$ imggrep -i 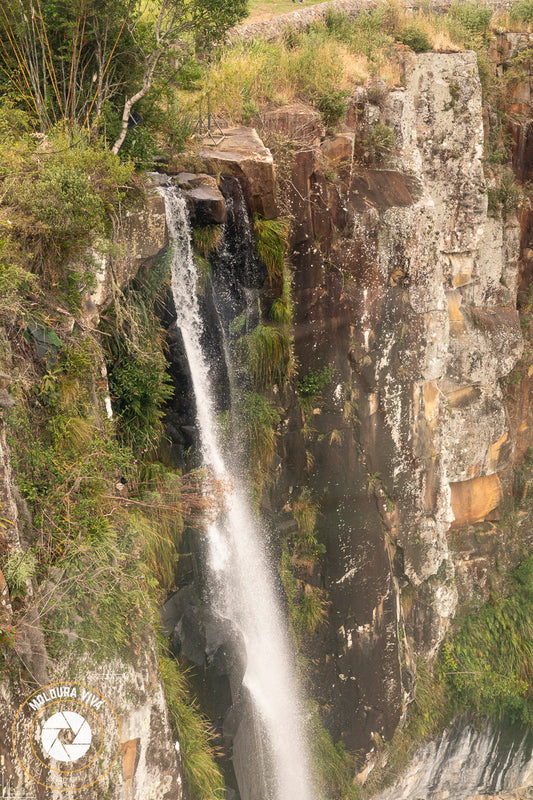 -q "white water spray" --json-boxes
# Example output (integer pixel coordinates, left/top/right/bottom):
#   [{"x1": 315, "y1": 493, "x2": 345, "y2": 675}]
[{"x1": 160, "y1": 186, "x2": 314, "y2": 800}]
